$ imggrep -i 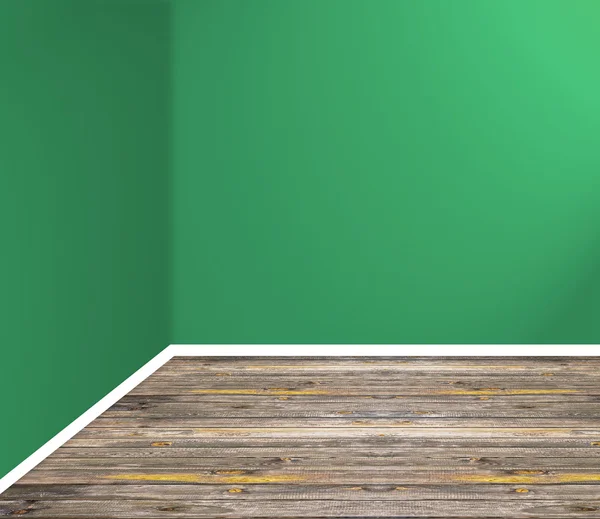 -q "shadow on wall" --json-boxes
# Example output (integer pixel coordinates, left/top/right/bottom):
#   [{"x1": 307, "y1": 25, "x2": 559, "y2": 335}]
[{"x1": 0, "y1": 0, "x2": 170, "y2": 479}]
